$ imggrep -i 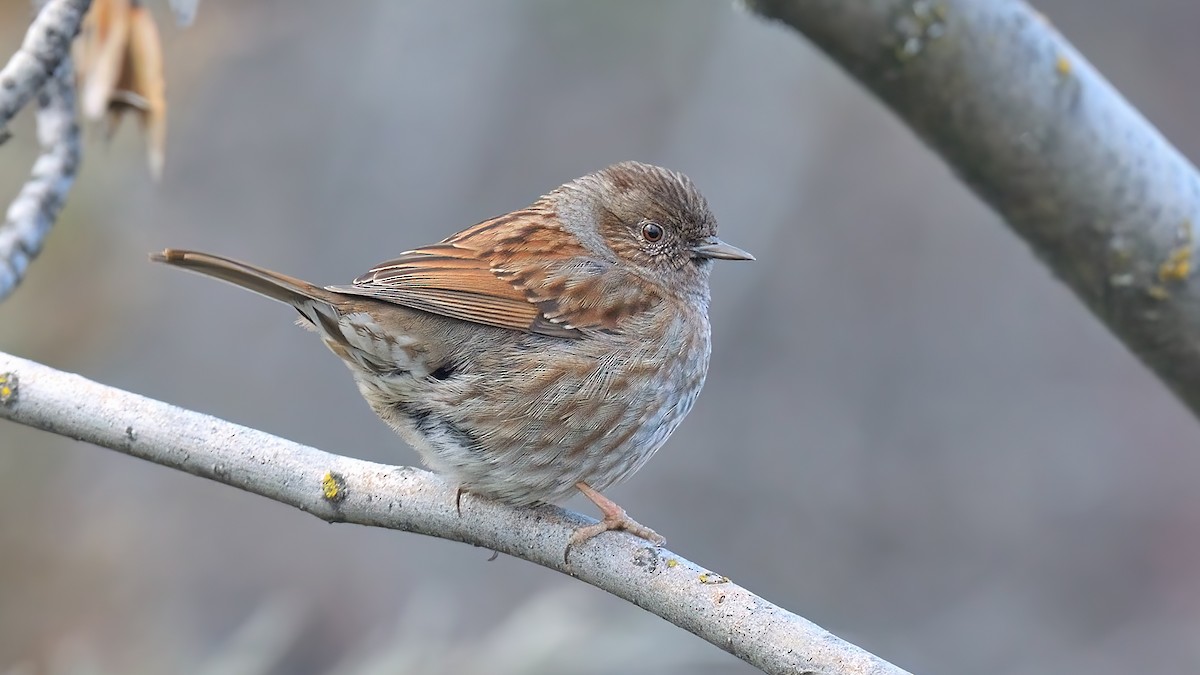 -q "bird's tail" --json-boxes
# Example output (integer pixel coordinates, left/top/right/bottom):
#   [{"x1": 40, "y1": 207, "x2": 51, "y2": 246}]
[{"x1": 150, "y1": 249, "x2": 347, "y2": 335}]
